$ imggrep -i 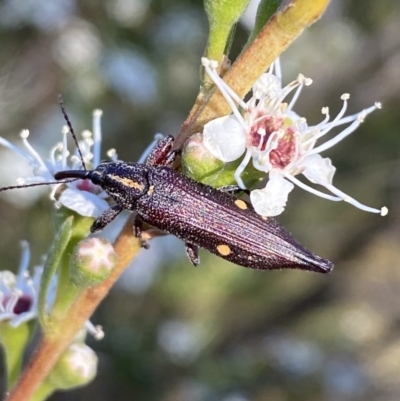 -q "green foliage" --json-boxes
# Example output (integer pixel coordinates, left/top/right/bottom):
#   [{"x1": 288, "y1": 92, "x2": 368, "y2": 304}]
[
  {"x1": 204, "y1": 0, "x2": 252, "y2": 62},
  {"x1": 248, "y1": 0, "x2": 283, "y2": 44},
  {"x1": 0, "y1": 323, "x2": 31, "y2": 389}
]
